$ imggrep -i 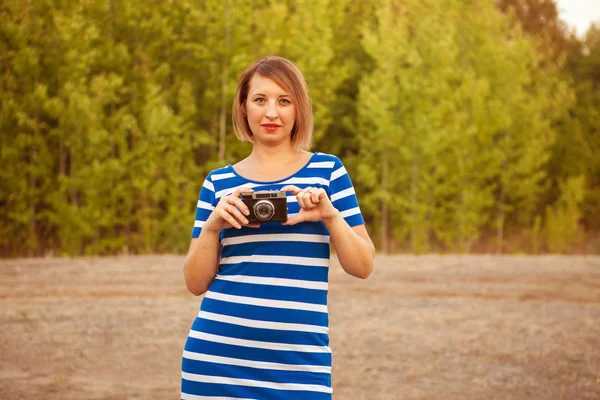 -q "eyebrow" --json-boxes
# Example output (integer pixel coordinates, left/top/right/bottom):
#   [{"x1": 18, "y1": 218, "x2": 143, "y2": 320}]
[{"x1": 251, "y1": 93, "x2": 292, "y2": 98}]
